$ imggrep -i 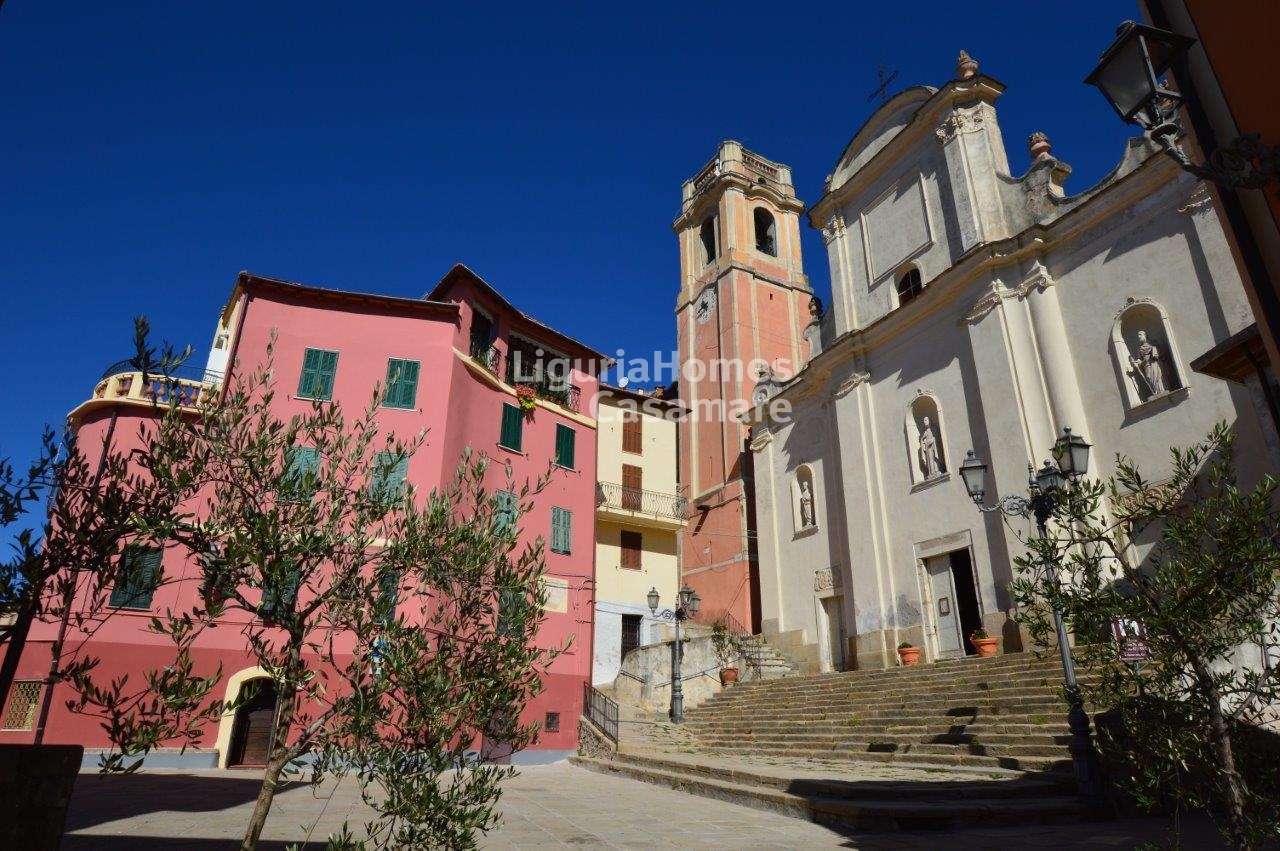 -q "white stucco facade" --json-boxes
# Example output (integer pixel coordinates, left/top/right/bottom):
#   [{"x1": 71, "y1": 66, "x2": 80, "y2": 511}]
[{"x1": 749, "y1": 69, "x2": 1269, "y2": 674}]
